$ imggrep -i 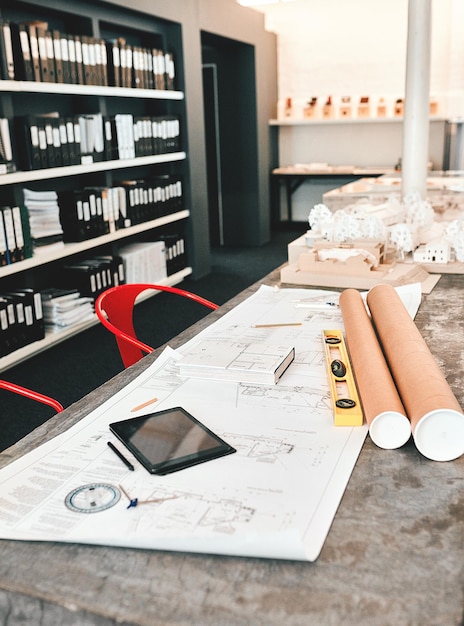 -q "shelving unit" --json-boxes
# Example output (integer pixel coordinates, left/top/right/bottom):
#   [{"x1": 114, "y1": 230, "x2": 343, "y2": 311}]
[
  {"x1": 0, "y1": 152, "x2": 186, "y2": 186},
  {"x1": 0, "y1": 210, "x2": 190, "y2": 278},
  {"x1": 0, "y1": 267, "x2": 191, "y2": 374},
  {"x1": 0, "y1": 0, "x2": 191, "y2": 370},
  {"x1": 270, "y1": 116, "x2": 446, "y2": 126},
  {"x1": 0, "y1": 79, "x2": 184, "y2": 100},
  {"x1": 270, "y1": 114, "x2": 448, "y2": 221}
]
